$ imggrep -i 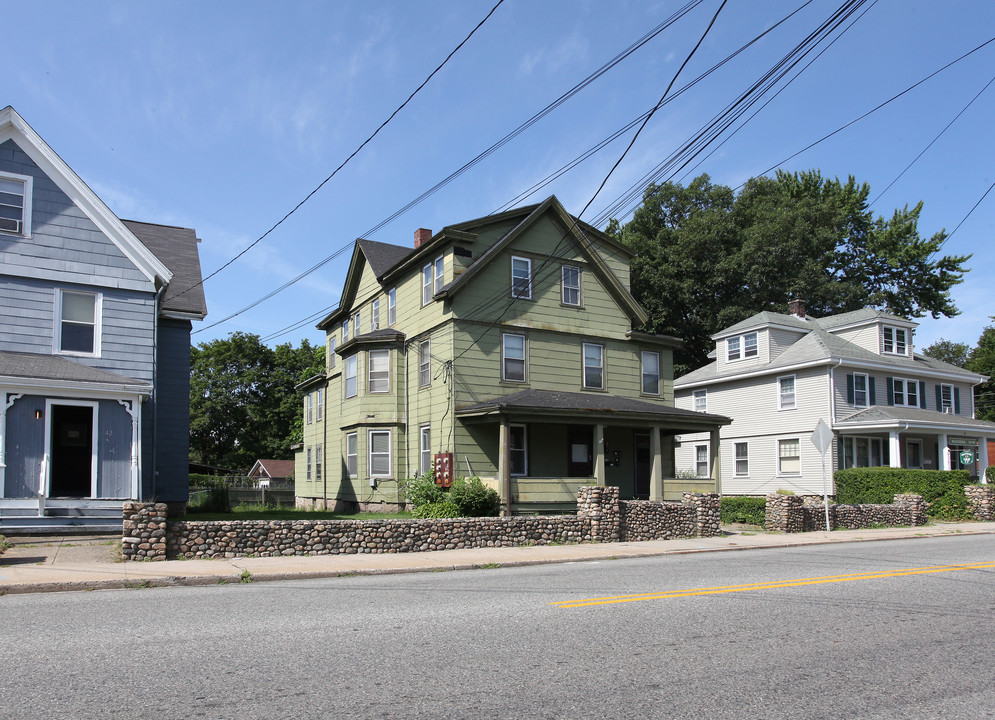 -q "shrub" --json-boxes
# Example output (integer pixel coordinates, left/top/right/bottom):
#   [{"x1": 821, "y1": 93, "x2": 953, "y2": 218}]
[
  {"x1": 449, "y1": 477, "x2": 500, "y2": 517},
  {"x1": 720, "y1": 496, "x2": 766, "y2": 526},
  {"x1": 401, "y1": 472, "x2": 446, "y2": 508},
  {"x1": 412, "y1": 502, "x2": 462, "y2": 519},
  {"x1": 834, "y1": 467, "x2": 973, "y2": 519},
  {"x1": 987, "y1": 465, "x2": 995, "y2": 484}
]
